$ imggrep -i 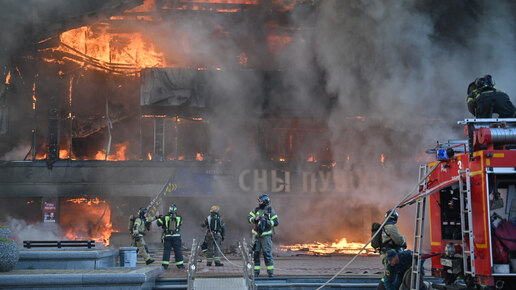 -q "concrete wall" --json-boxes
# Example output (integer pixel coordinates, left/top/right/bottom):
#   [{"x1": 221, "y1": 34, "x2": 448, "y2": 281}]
[{"x1": 15, "y1": 249, "x2": 118, "y2": 270}]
